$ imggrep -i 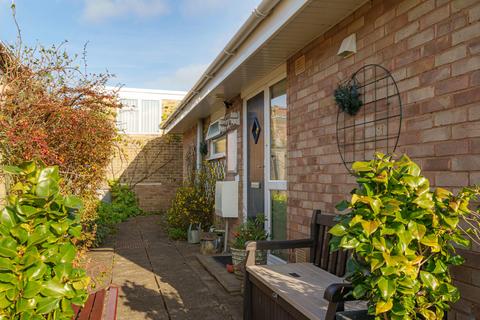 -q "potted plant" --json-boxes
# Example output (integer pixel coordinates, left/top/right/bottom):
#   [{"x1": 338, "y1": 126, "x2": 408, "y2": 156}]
[
  {"x1": 330, "y1": 153, "x2": 480, "y2": 319},
  {"x1": 231, "y1": 215, "x2": 268, "y2": 275}
]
